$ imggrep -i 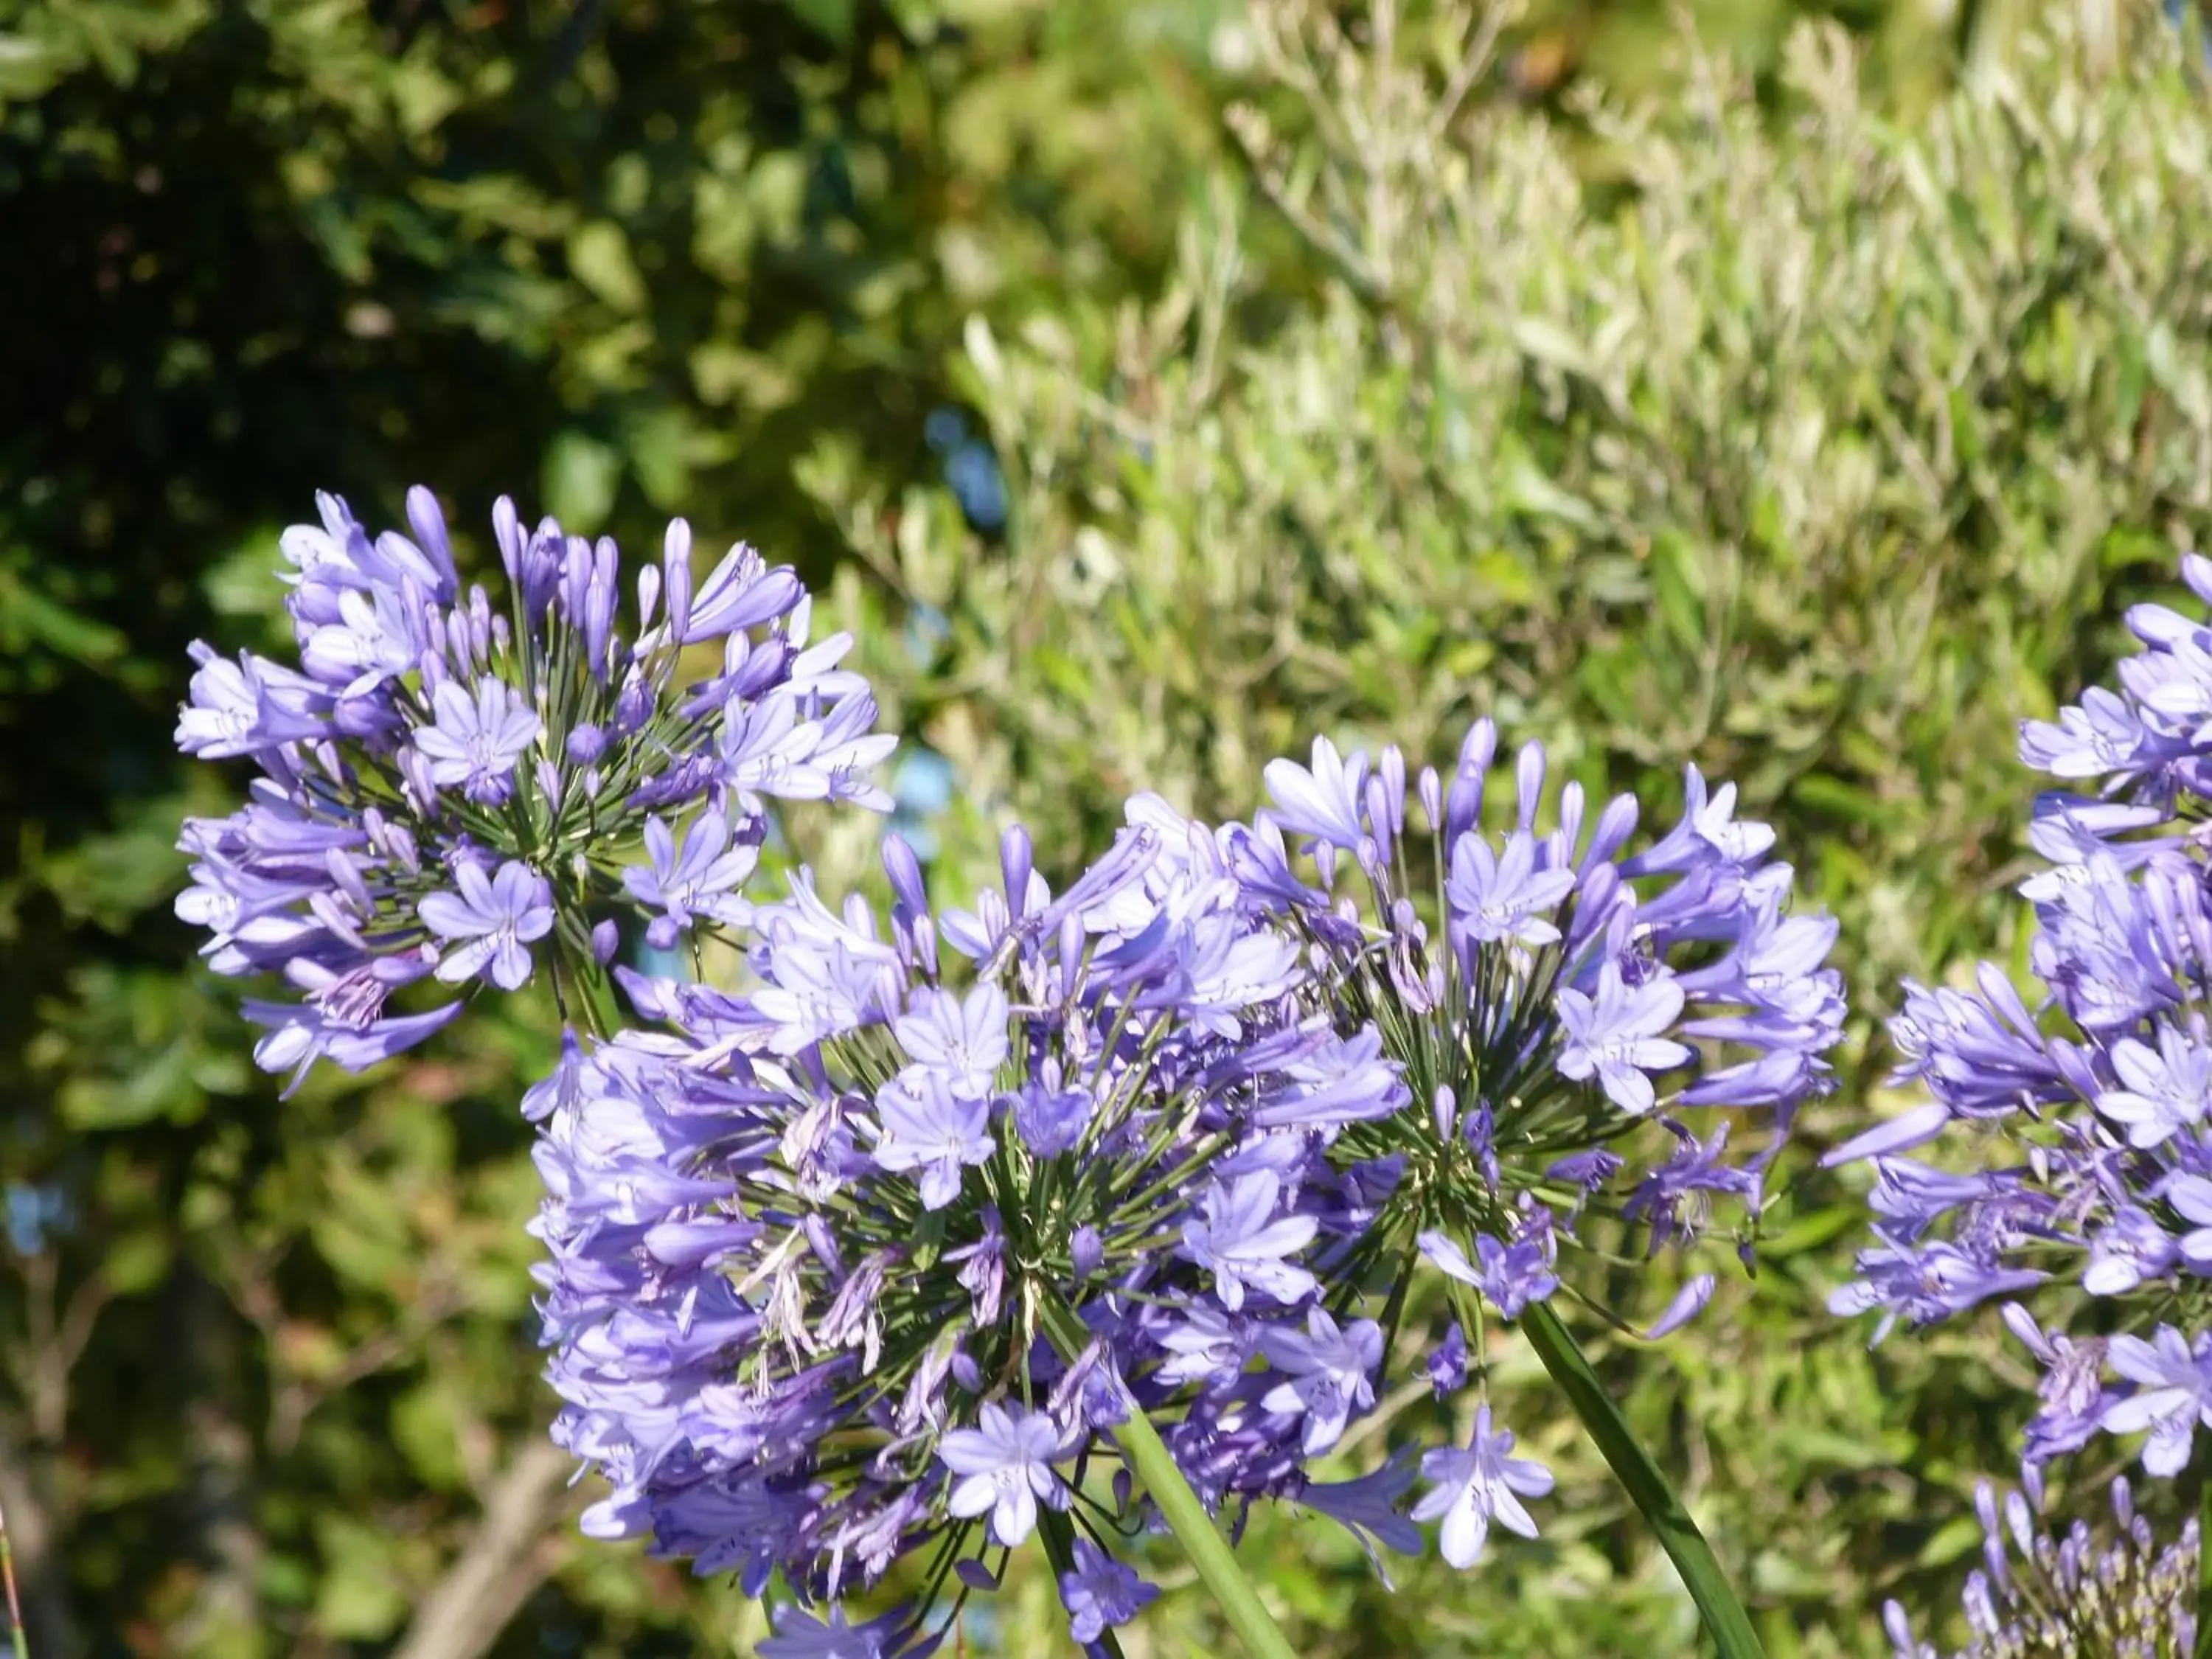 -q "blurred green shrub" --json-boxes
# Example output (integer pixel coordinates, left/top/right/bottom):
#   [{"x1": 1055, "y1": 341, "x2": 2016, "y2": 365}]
[{"x1": 804, "y1": 4, "x2": 2212, "y2": 1650}]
